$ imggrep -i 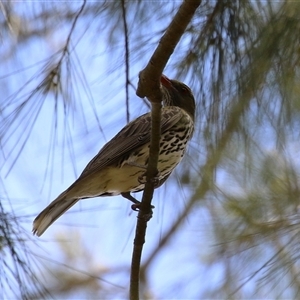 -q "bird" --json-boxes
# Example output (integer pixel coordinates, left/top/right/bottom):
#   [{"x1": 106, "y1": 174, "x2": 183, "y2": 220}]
[{"x1": 33, "y1": 74, "x2": 196, "y2": 236}]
